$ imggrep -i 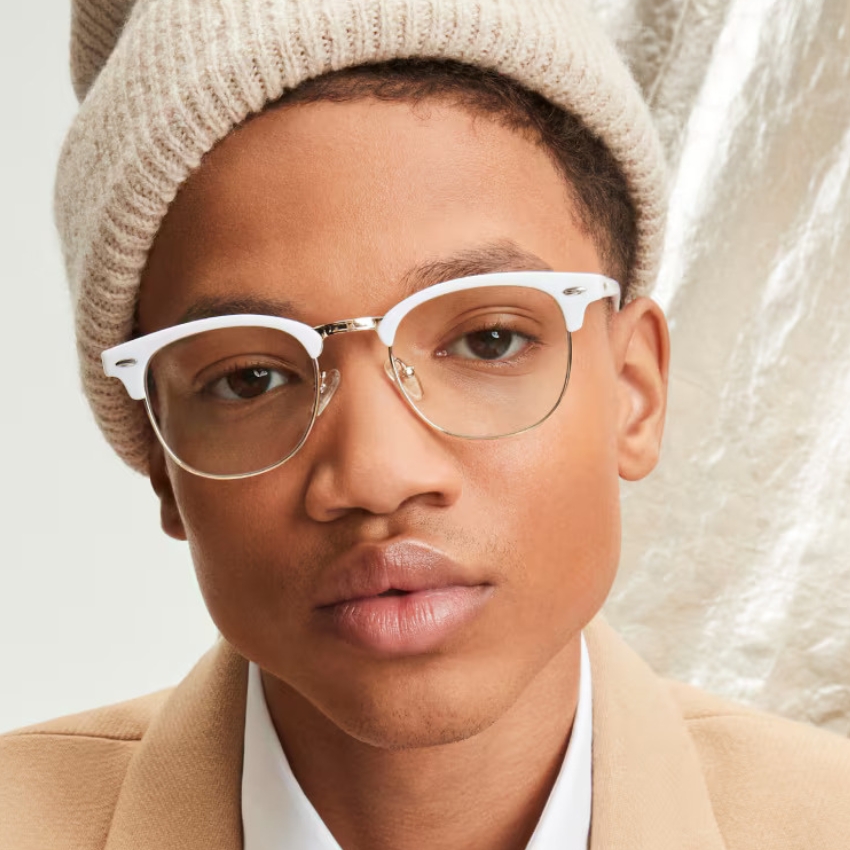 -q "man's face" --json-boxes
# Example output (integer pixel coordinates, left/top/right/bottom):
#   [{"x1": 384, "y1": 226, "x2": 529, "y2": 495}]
[{"x1": 138, "y1": 98, "x2": 667, "y2": 748}]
